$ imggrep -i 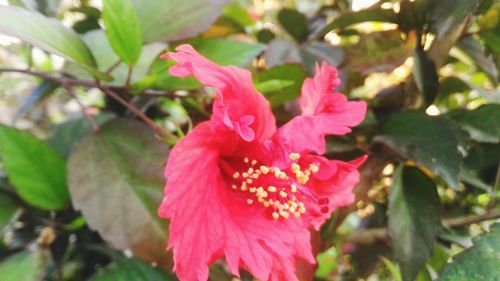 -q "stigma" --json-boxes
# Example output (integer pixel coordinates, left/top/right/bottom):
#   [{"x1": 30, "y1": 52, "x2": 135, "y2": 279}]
[{"x1": 230, "y1": 152, "x2": 319, "y2": 220}]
